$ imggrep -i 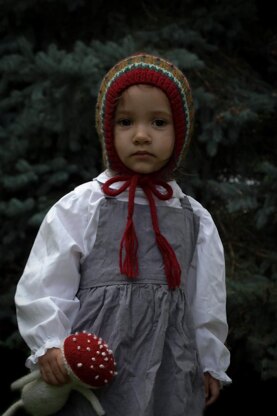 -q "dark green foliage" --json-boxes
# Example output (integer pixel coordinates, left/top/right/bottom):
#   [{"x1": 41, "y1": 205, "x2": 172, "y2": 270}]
[{"x1": 0, "y1": 0, "x2": 276, "y2": 411}]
